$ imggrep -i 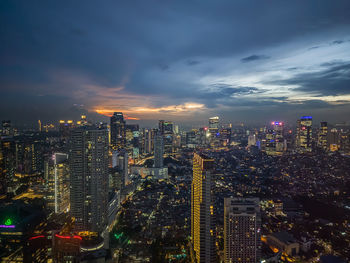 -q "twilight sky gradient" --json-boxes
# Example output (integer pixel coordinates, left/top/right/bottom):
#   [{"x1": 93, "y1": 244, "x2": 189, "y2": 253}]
[{"x1": 1, "y1": 1, "x2": 350, "y2": 127}]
